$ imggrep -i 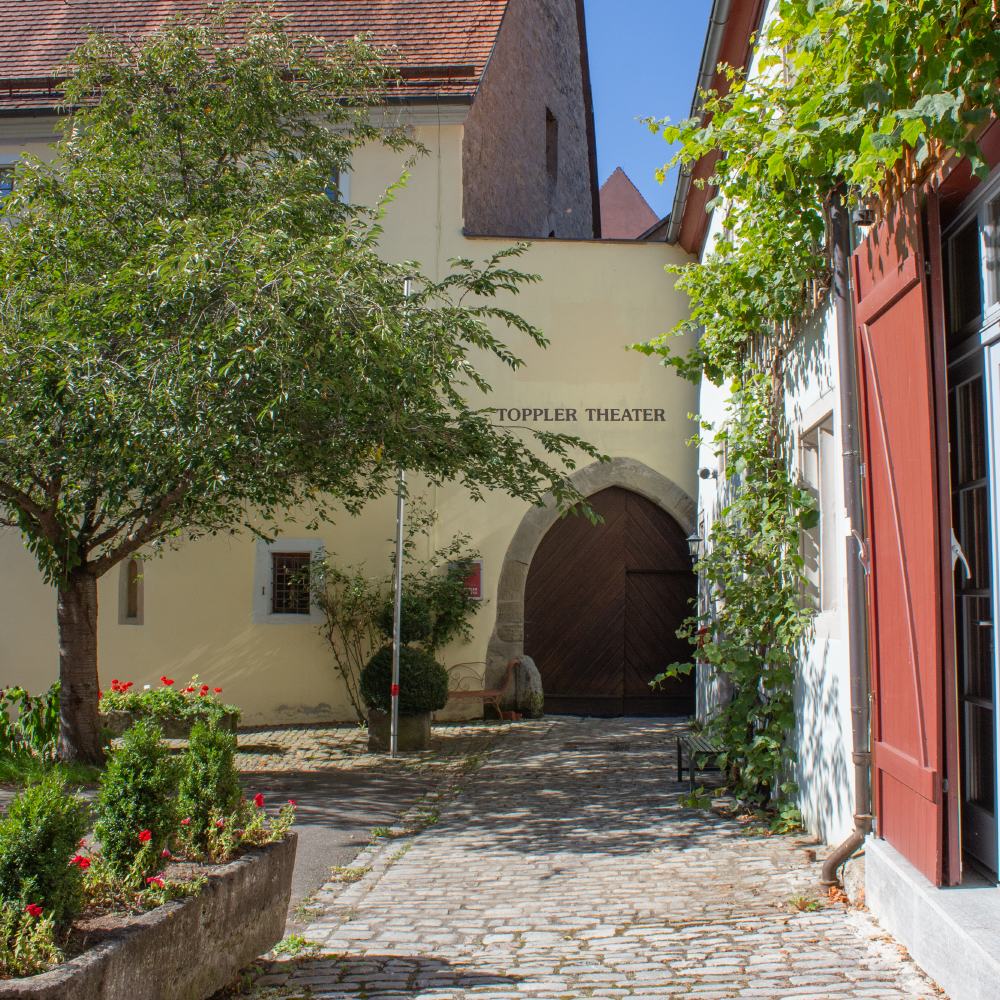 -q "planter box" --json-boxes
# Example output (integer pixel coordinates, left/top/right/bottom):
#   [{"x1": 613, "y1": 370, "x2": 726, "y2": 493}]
[
  {"x1": 100, "y1": 710, "x2": 239, "y2": 739},
  {"x1": 0, "y1": 835, "x2": 296, "y2": 1000},
  {"x1": 367, "y1": 708, "x2": 431, "y2": 751}
]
